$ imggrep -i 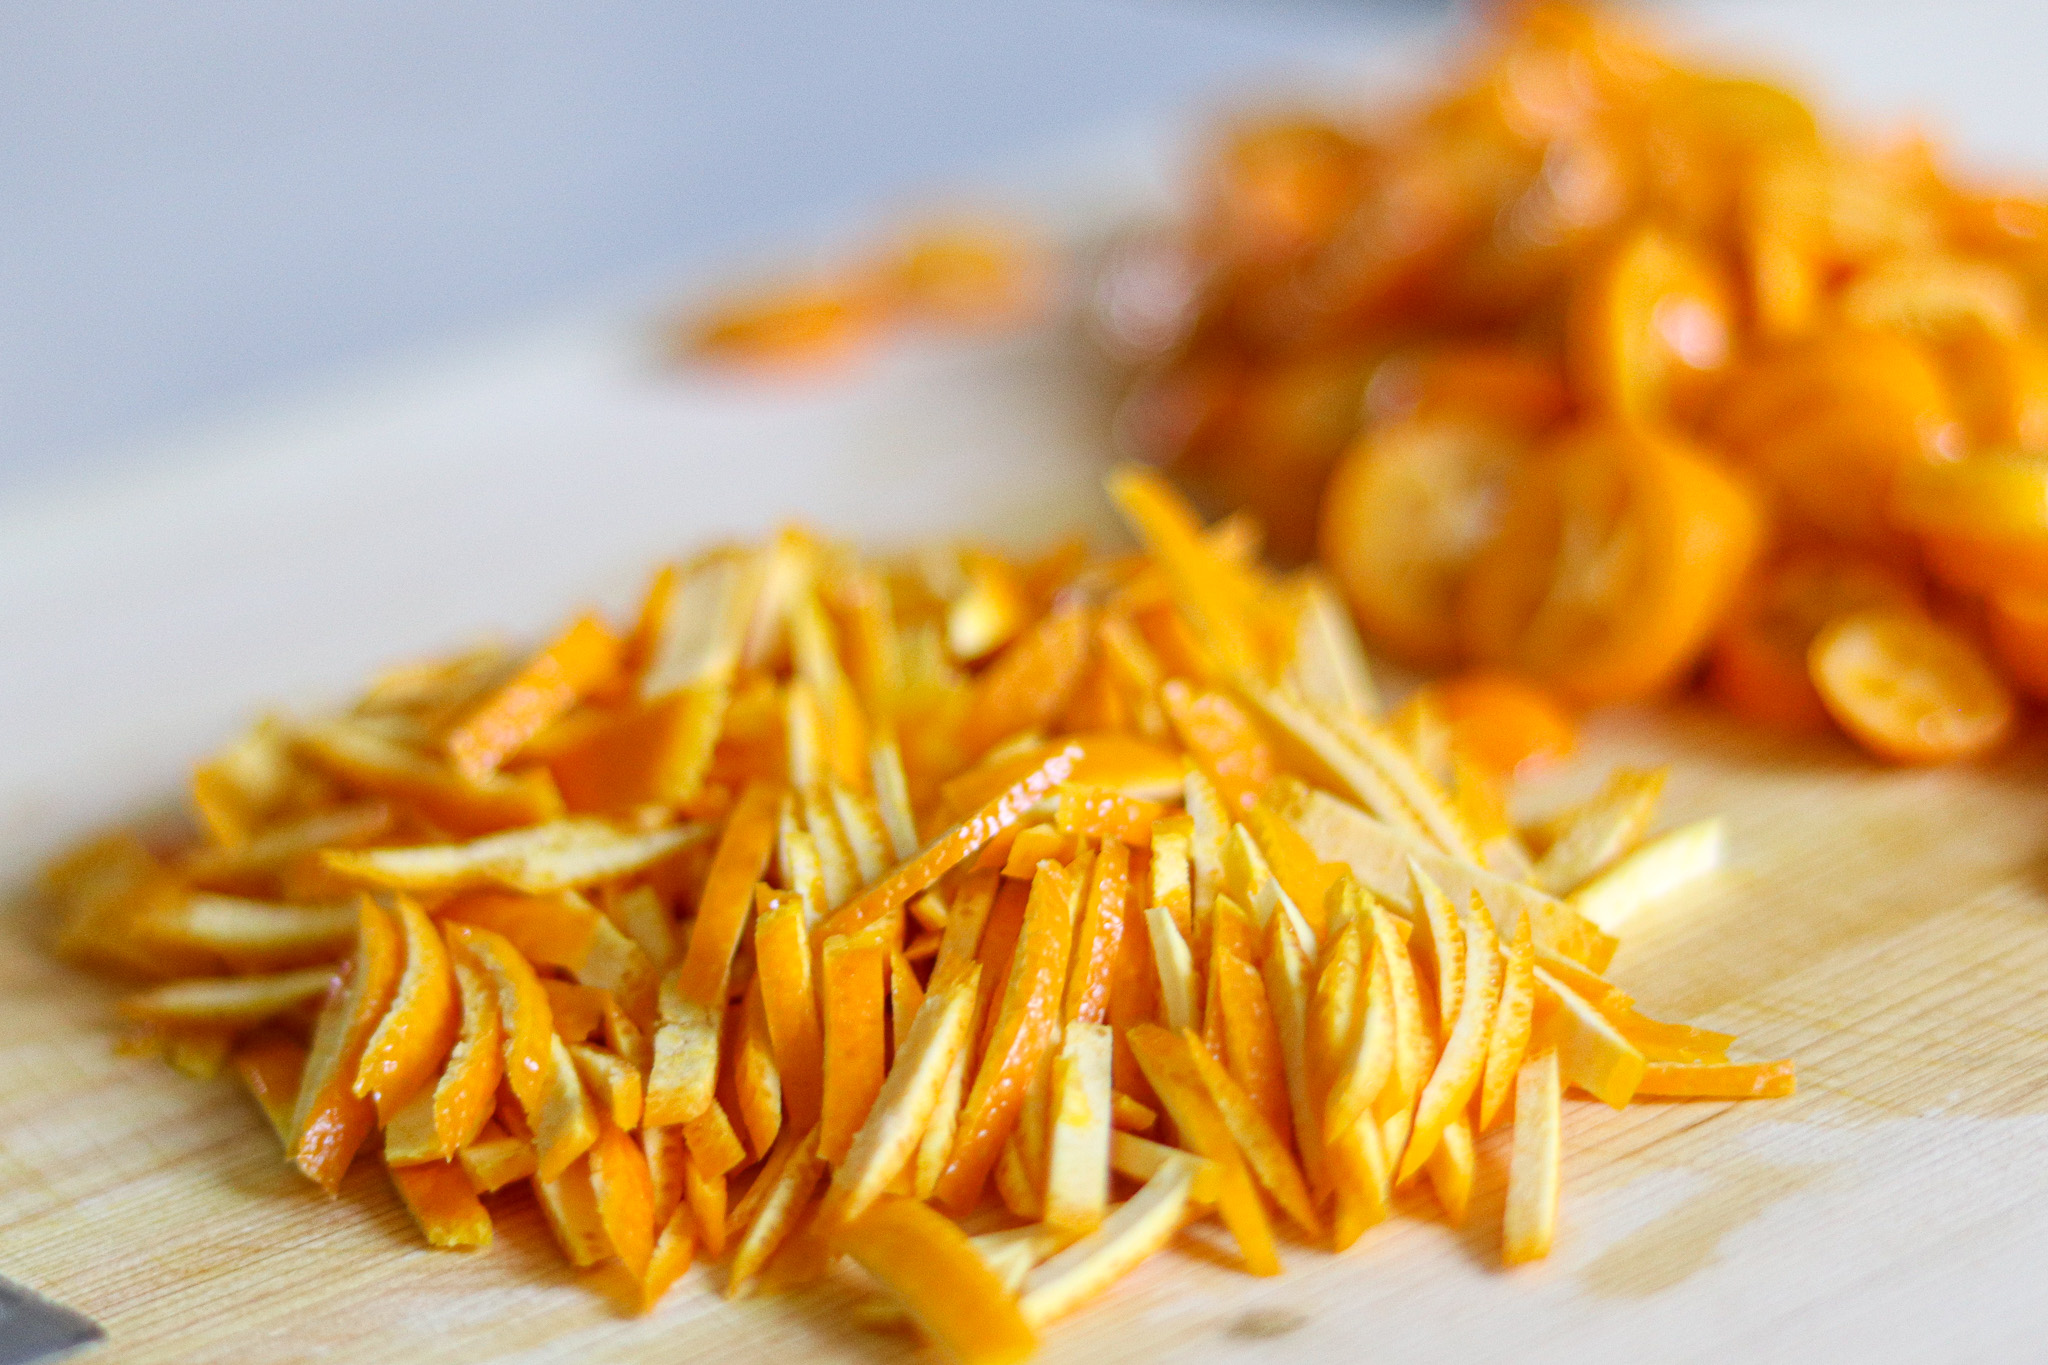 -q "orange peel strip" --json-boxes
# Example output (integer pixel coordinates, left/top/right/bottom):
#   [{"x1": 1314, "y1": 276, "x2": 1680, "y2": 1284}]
[
  {"x1": 839, "y1": 1197, "x2": 1038, "y2": 1365},
  {"x1": 1125, "y1": 1023, "x2": 1281, "y2": 1276},
  {"x1": 288, "y1": 898, "x2": 402, "y2": 1192},
  {"x1": 445, "y1": 613, "x2": 621, "y2": 783},
  {"x1": 1637, "y1": 1059, "x2": 1796, "y2": 1099},
  {"x1": 825, "y1": 742, "x2": 1084, "y2": 939},
  {"x1": 388, "y1": 1158, "x2": 493, "y2": 1250}
]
